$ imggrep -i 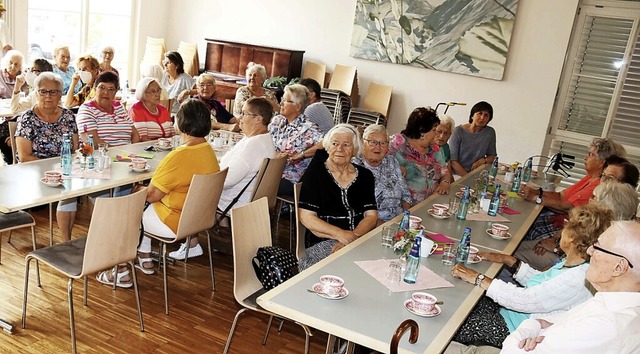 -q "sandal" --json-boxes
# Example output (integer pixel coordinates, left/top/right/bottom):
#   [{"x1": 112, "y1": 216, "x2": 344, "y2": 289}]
[
  {"x1": 135, "y1": 256, "x2": 155, "y2": 275},
  {"x1": 96, "y1": 268, "x2": 133, "y2": 288}
]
